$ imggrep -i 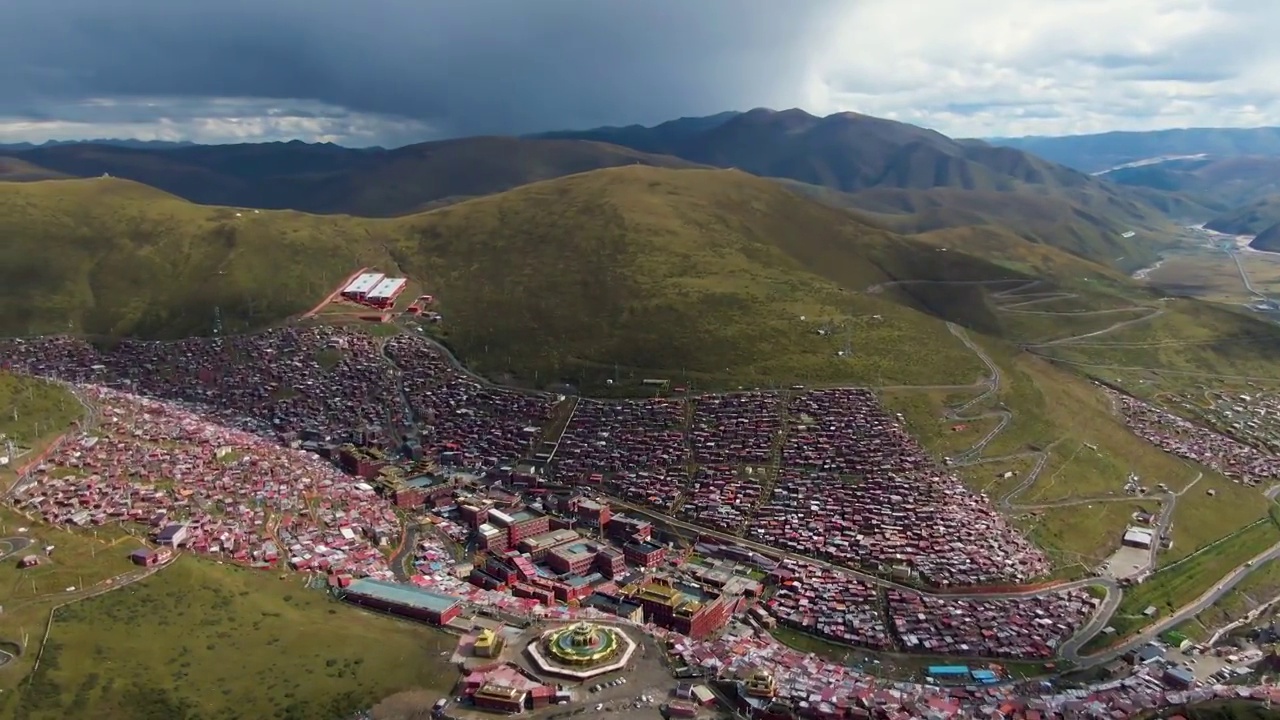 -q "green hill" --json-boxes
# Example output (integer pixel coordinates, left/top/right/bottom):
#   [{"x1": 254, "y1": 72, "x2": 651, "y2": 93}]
[
  {"x1": 3, "y1": 109, "x2": 1194, "y2": 275},
  {"x1": 0, "y1": 177, "x2": 399, "y2": 338},
  {"x1": 0, "y1": 138, "x2": 701, "y2": 217},
  {"x1": 378, "y1": 166, "x2": 1035, "y2": 386},
  {"x1": 1207, "y1": 195, "x2": 1280, "y2": 235},
  {"x1": 0, "y1": 157, "x2": 68, "y2": 181},
  {"x1": 780, "y1": 180, "x2": 1173, "y2": 273},
  {"x1": 0, "y1": 168, "x2": 1046, "y2": 388},
  {"x1": 541, "y1": 108, "x2": 1187, "y2": 271}
]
